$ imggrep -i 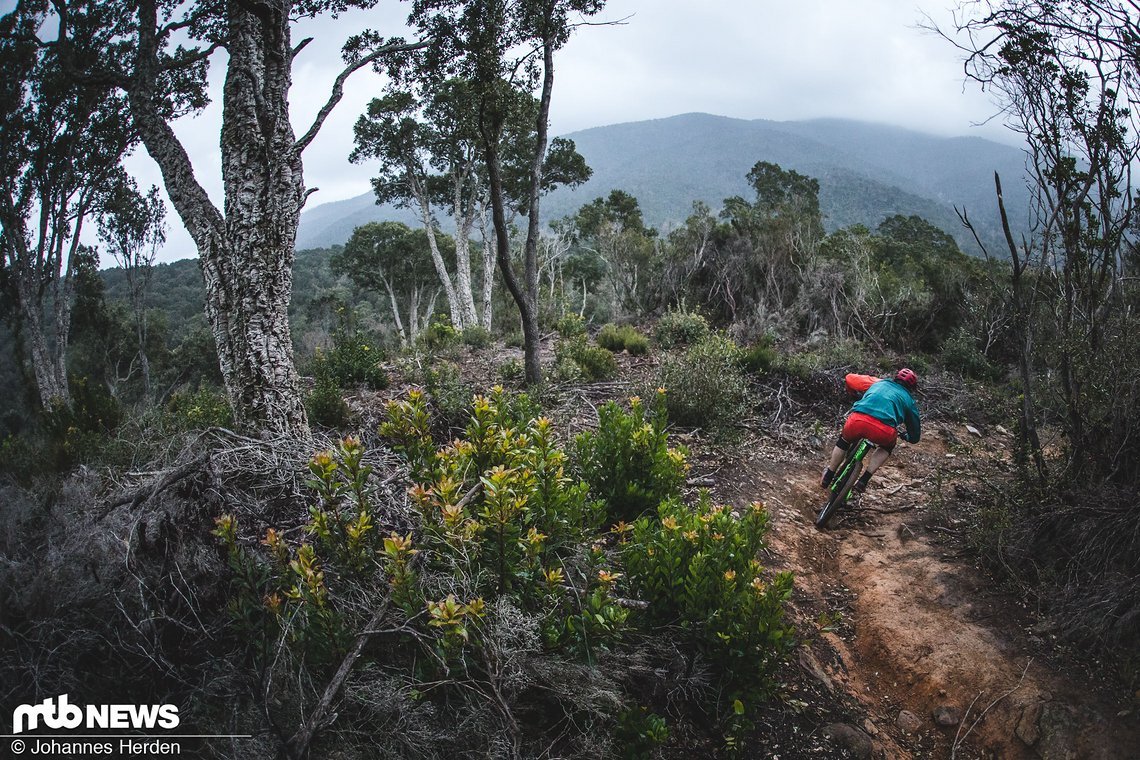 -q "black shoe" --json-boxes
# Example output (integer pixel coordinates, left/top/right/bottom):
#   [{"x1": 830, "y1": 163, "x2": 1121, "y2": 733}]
[
  {"x1": 853, "y1": 473, "x2": 871, "y2": 494},
  {"x1": 820, "y1": 468, "x2": 835, "y2": 489}
]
